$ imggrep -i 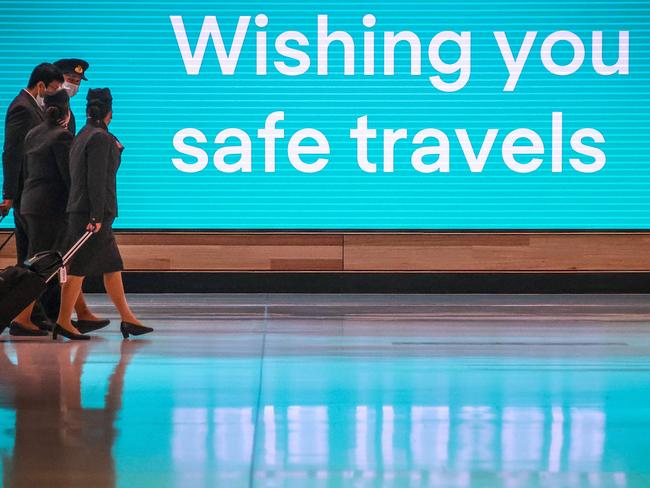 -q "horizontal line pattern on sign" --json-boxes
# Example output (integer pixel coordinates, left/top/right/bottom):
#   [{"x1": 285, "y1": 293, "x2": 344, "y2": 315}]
[{"x1": 0, "y1": 0, "x2": 648, "y2": 230}]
